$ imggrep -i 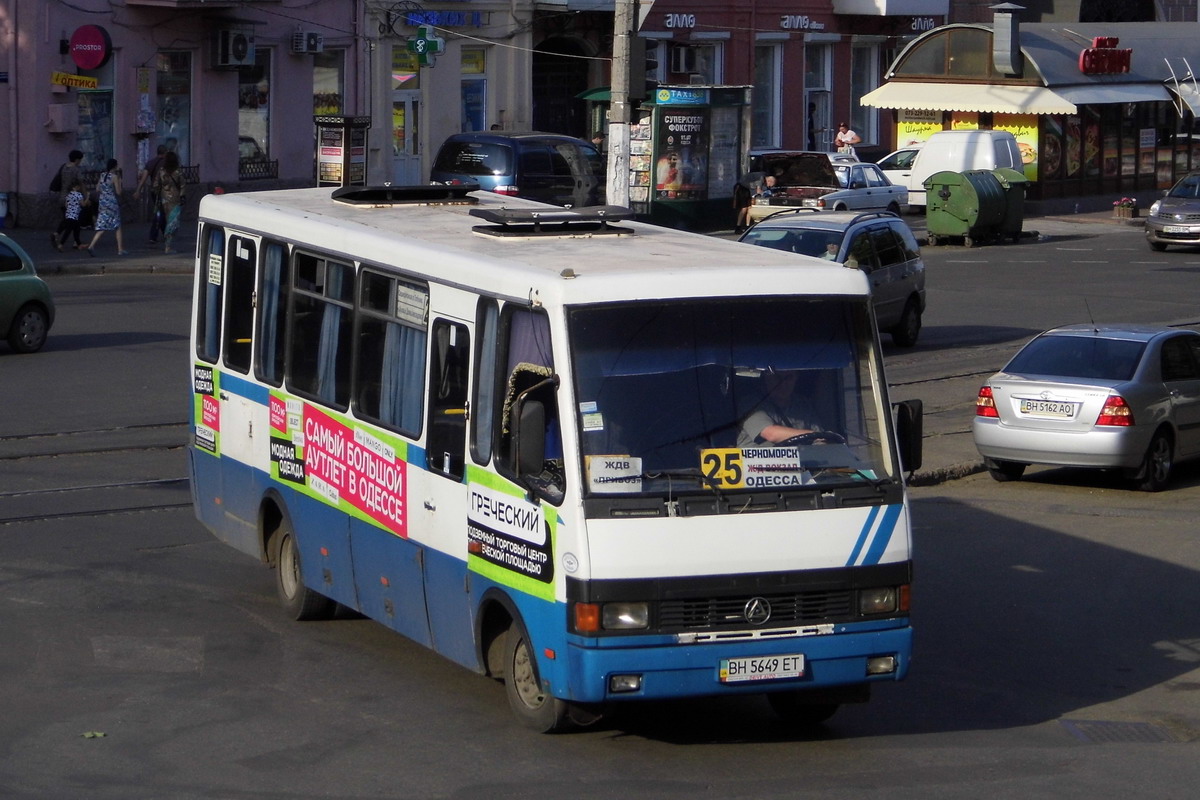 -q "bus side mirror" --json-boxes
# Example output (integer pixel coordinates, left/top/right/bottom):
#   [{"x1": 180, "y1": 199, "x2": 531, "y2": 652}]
[
  {"x1": 514, "y1": 399, "x2": 546, "y2": 477},
  {"x1": 893, "y1": 398, "x2": 923, "y2": 474}
]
